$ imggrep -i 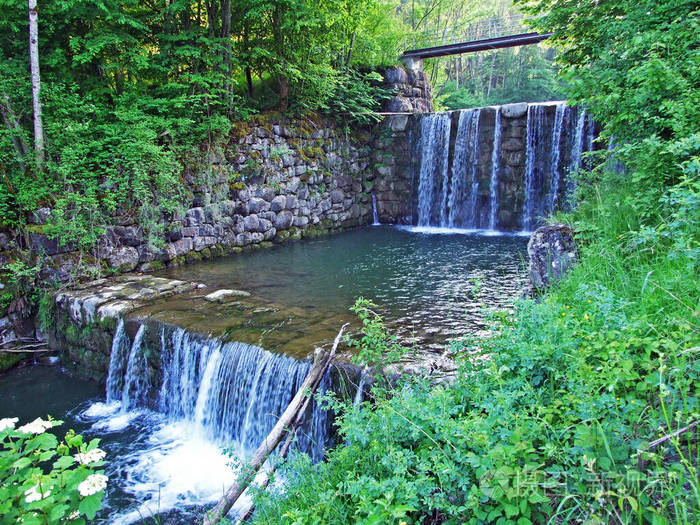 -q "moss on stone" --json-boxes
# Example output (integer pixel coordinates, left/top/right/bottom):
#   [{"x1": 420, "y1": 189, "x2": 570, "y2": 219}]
[
  {"x1": 0, "y1": 352, "x2": 23, "y2": 373},
  {"x1": 275, "y1": 230, "x2": 291, "y2": 243},
  {"x1": 185, "y1": 251, "x2": 203, "y2": 264}
]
